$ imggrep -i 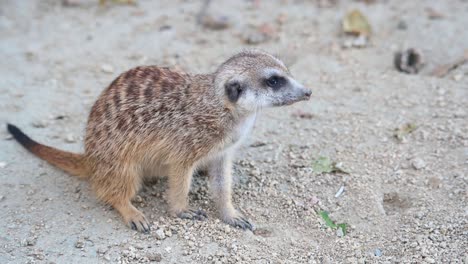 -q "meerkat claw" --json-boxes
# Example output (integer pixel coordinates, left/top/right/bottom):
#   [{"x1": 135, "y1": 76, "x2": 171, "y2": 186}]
[
  {"x1": 195, "y1": 209, "x2": 208, "y2": 218},
  {"x1": 129, "y1": 219, "x2": 151, "y2": 233},
  {"x1": 177, "y1": 209, "x2": 207, "y2": 221},
  {"x1": 225, "y1": 216, "x2": 254, "y2": 231}
]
